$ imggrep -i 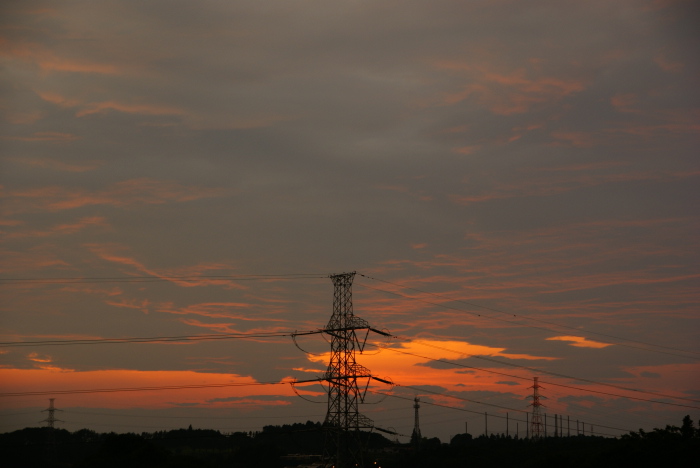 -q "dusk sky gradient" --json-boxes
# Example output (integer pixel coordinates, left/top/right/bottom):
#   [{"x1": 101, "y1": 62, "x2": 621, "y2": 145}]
[{"x1": 1, "y1": 0, "x2": 699, "y2": 442}]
